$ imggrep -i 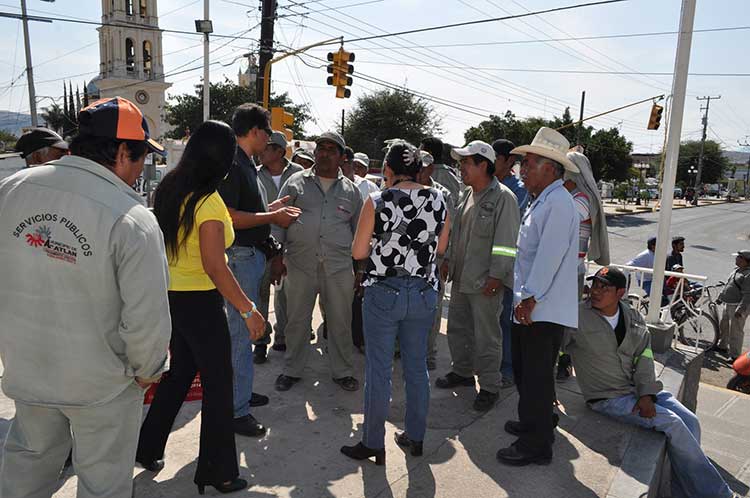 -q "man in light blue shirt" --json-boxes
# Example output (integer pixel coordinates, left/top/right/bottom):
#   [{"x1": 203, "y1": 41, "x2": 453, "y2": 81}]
[
  {"x1": 626, "y1": 236, "x2": 657, "y2": 294},
  {"x1": 496, "y1": 127, "x2": 580, "y2": 467}
]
